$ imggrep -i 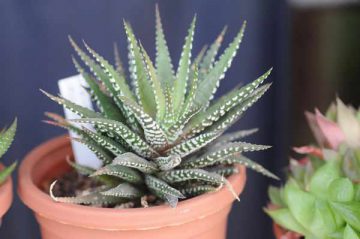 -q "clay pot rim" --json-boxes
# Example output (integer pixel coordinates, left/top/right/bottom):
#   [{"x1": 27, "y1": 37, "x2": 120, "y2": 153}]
[
  {"x1": 18, "y1": 135, "x2": 246, "y2": 230},
  {"x1": 0, "y1": 163, "x2": 13, "y2": 217}
]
